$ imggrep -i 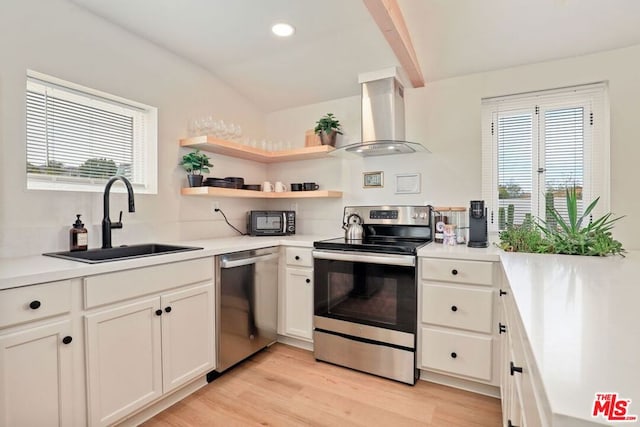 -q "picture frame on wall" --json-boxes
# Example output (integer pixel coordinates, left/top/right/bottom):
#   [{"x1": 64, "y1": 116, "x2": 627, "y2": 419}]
[{"x1": 363, "y1": 171, "x2": 384, "y2": 188}]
